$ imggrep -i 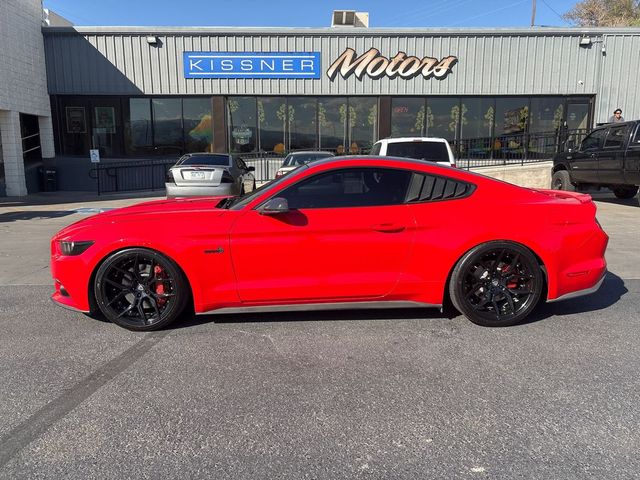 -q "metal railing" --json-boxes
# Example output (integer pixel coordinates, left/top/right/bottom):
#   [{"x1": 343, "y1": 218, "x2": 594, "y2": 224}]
[
  {"x1": 90, "y1": 158, "x2": 177, "y2": 195},
  {"x1": 87, "y1": 128, "x2": 591, "y2": 194}
]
